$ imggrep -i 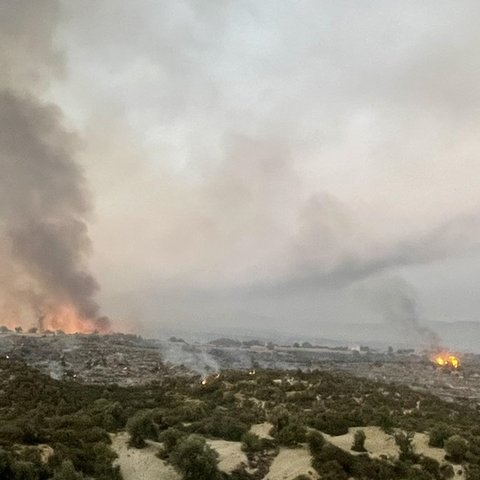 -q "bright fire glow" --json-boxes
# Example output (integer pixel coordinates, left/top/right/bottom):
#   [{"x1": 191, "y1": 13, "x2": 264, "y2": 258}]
[
  {"x1": 40, "y1": 305, "x2": 109, "y2": 334},
  {"x1": 433, "y1": 353, "x2": 460, "y2": 369},
  {"x1": 200, "y1": 373, "x2": 220, "y2": 385}
]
